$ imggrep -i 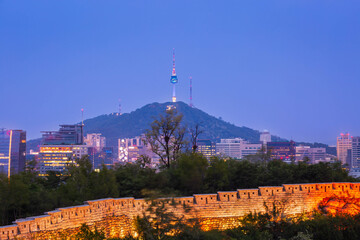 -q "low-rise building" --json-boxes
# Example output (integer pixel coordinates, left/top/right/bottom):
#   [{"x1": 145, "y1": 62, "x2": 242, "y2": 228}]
[
  {"x1": 267, "y1": 141, "x2": 296, "y2": 162},
  {"x1": 216, "y1": 138, "x2": 261, "y2": 159},
  {"x1": 295, "y1": 146, "x2": 326, "y2": 164}
]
